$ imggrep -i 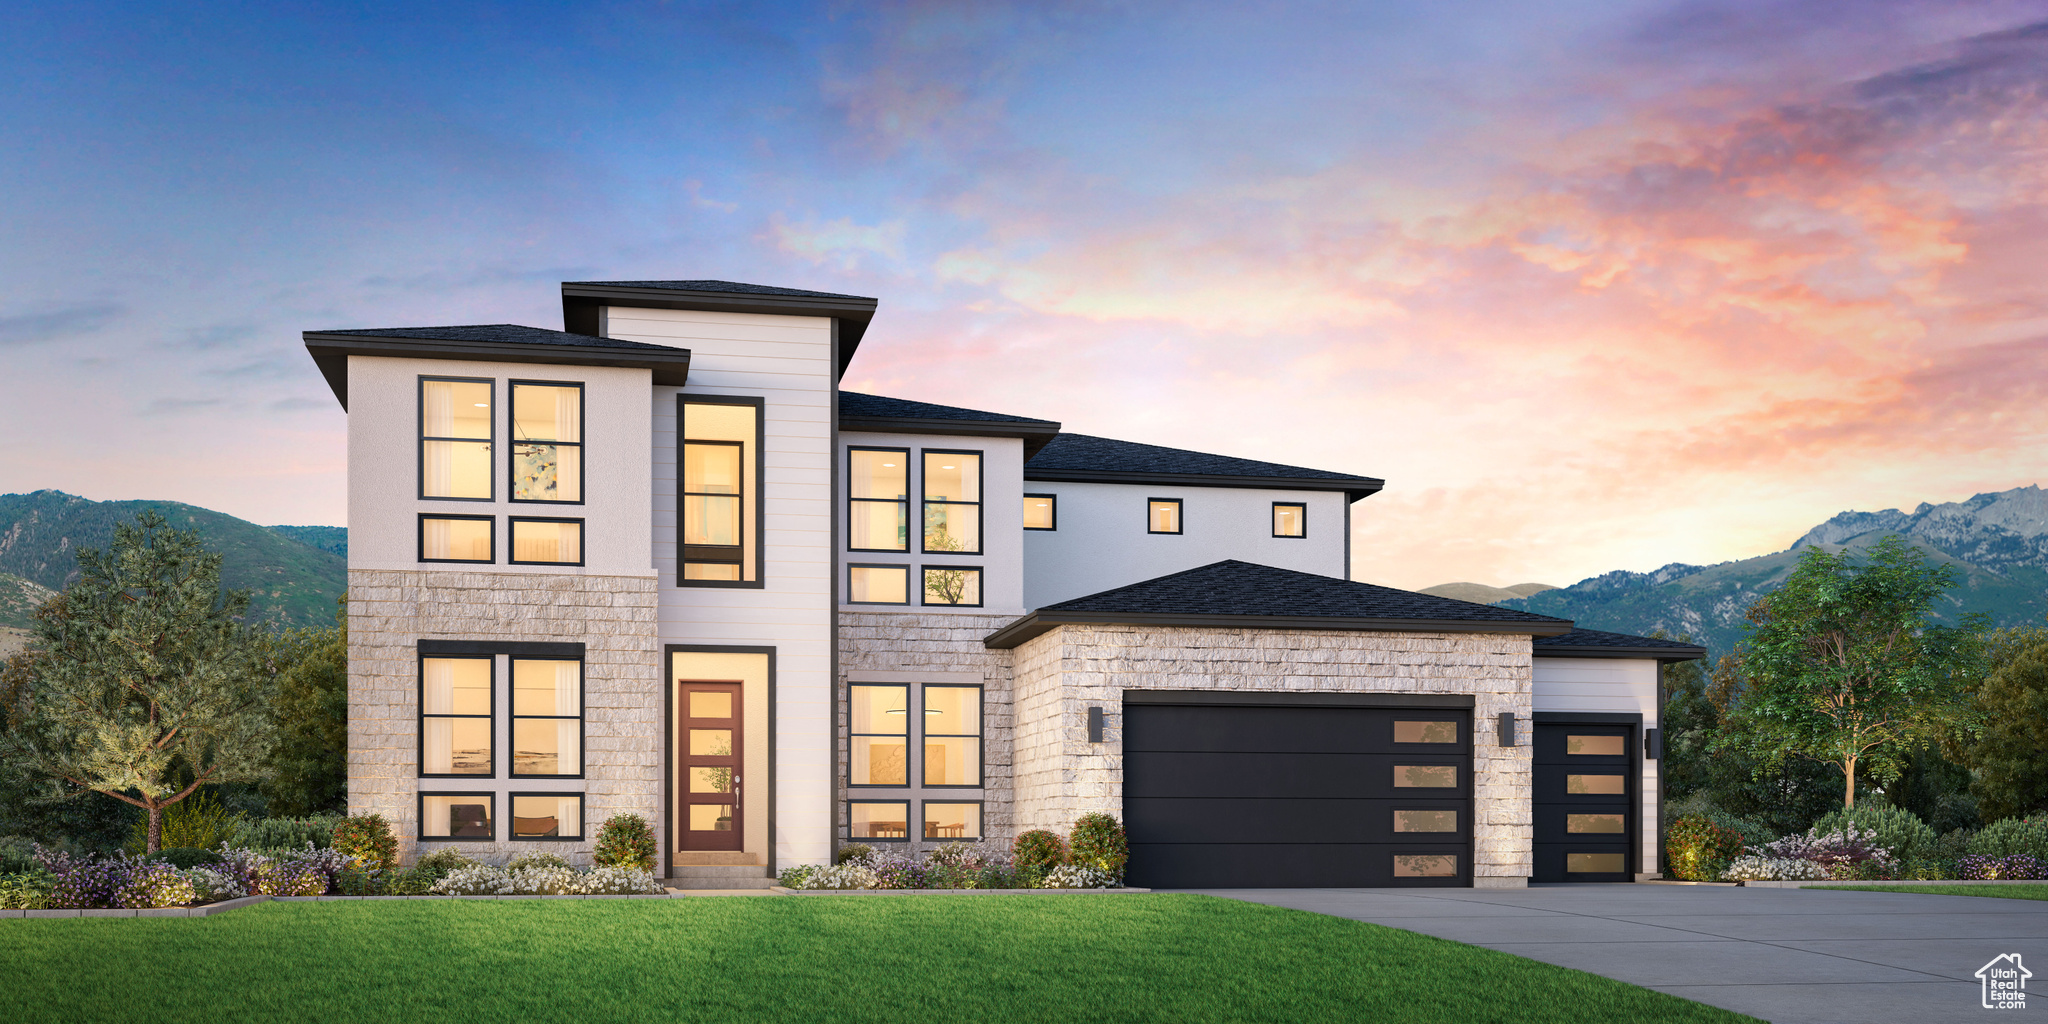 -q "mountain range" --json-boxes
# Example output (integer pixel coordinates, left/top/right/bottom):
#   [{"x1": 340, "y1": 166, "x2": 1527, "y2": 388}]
[
  {"x1": 1490, "y1": 485, "x2": 2048, "y2": 660},
  {"x1": 0, "y1": 490, "x2": 347, "y2": 633}
]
